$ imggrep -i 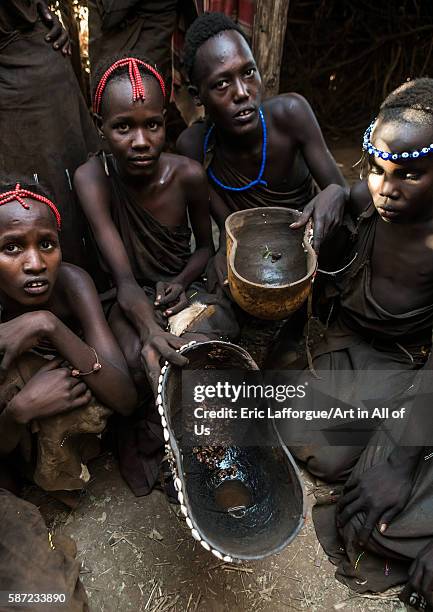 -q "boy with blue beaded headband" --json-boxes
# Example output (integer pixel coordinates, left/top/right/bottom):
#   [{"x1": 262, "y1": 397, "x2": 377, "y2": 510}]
[
  {"x1": 177, "y1": 12, "x2": 348, "y2": 290},
  {"x1": 272, "y1": 78, "x2": 433, "y2": 608}
]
